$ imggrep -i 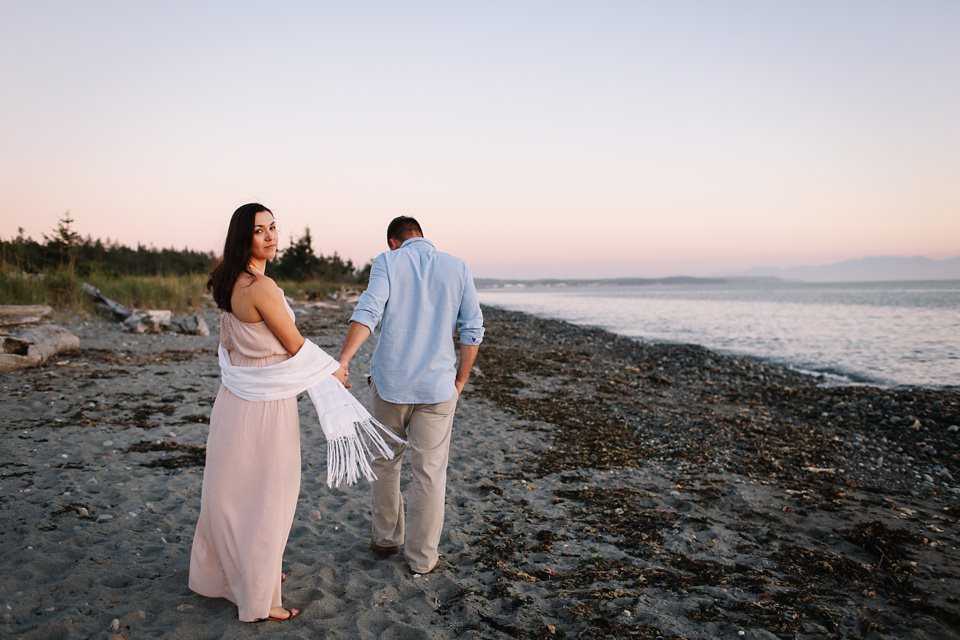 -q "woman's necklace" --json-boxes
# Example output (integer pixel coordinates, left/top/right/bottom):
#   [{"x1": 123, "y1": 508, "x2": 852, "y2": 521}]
[{"x1": 248, "y1": 263, "x2": 265, "y2": 276}]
